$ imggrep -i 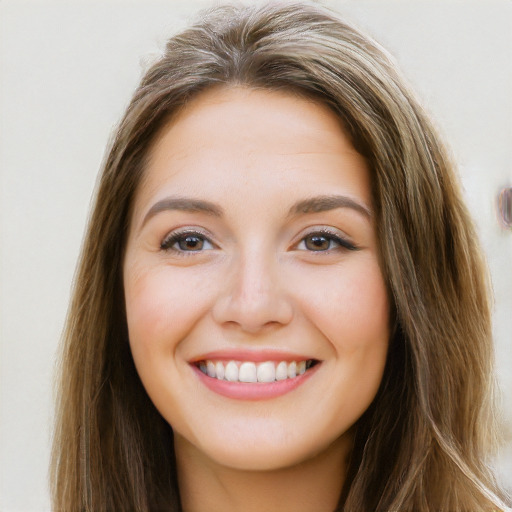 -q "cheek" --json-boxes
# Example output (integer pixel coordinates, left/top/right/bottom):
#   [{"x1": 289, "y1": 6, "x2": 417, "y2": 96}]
[
  {"x1": 124, "y1": 263, "x2": 217, "y2": 361},
  {"x1": 306, "y1": 259, "x2": 390, "y2": 421},
  {"x1": 296, "y1": 257, "x2": 390, "y2": 352}
]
